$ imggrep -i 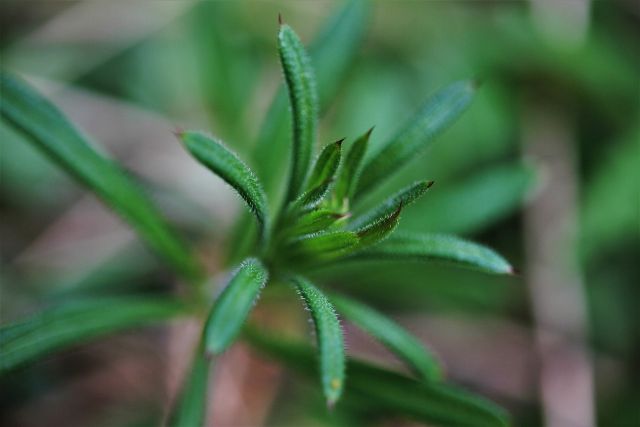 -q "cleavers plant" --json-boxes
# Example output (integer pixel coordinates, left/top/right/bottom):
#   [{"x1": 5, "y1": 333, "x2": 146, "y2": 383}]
[{"x1": 1, "y1": 4, "x2": 514, "y2": 427}]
